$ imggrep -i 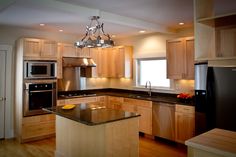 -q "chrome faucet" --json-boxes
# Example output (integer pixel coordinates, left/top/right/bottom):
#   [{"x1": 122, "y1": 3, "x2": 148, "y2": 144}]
[{"x1": 145, "y1": 81, "x2": 152, "y2": 97}]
